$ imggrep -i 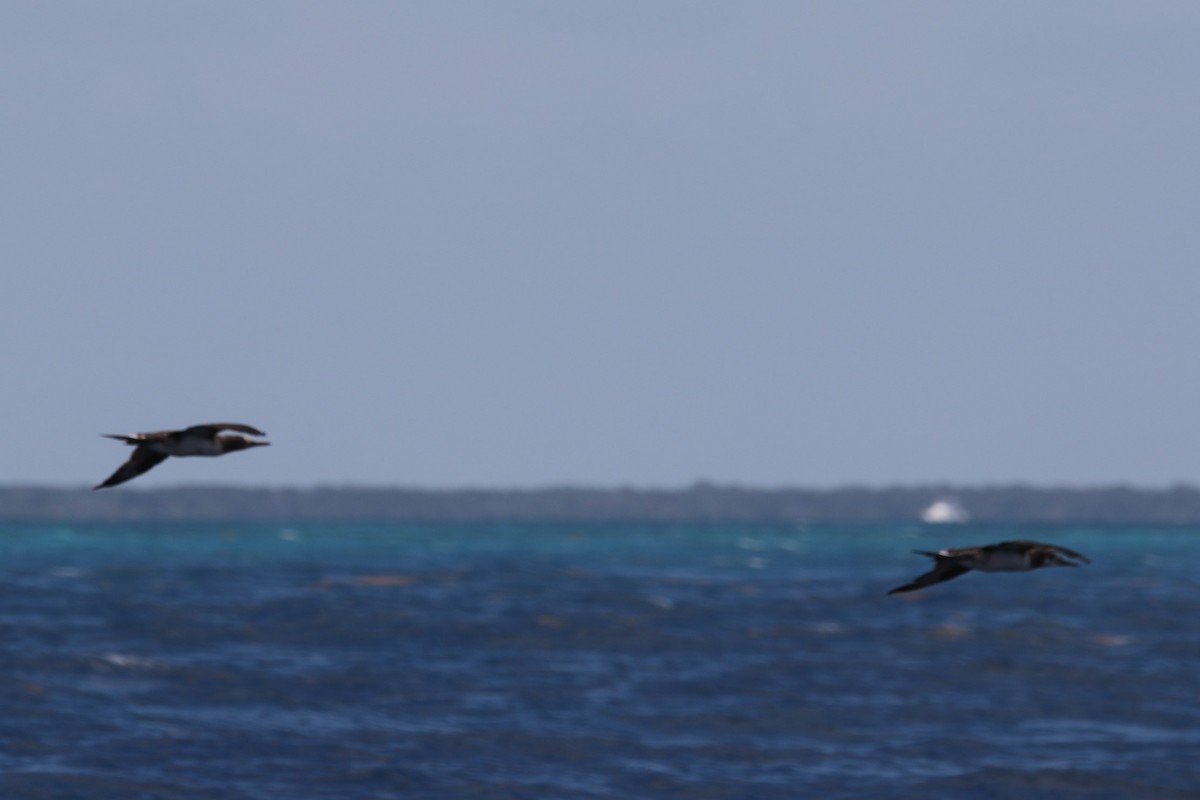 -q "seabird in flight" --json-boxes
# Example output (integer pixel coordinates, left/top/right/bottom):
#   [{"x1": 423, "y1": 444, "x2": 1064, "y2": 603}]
[
  {"x1": 93, "y1": 423, "x2": 269, "y2": 489},
  {"x1": 887, "y1": 540, "x2": 1090, "y2": 595}
]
